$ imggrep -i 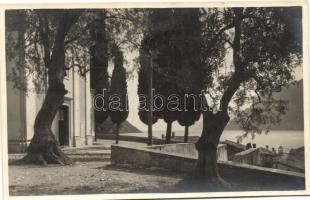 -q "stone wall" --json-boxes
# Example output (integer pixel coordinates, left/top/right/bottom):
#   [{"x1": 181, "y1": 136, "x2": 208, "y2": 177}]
[
  {"x1": 111, "y1": 144, "x2": 305, "y2": 190},
  {"x1": 147, "y1": 143, "x2": 228, "y2": 161}
]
